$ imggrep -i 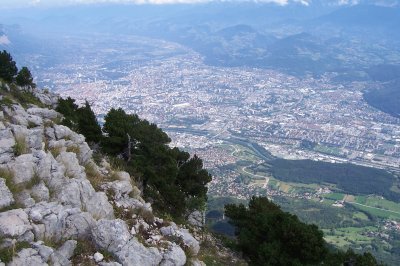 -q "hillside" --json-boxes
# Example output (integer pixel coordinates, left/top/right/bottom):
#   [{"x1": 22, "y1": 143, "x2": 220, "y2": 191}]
[
  {"x1": 0, "y1": 82, "x2": 213, "y2": 265},
  {"x1": 364, "y1": 80, "x2": 400, "y2": 118}
]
